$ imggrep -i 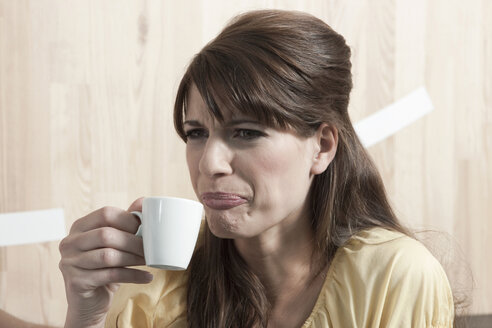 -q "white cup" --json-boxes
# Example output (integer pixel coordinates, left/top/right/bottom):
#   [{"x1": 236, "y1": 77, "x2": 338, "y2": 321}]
[{"x1": 132, "y1": 196, "x2": 203, "y2": 270}]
